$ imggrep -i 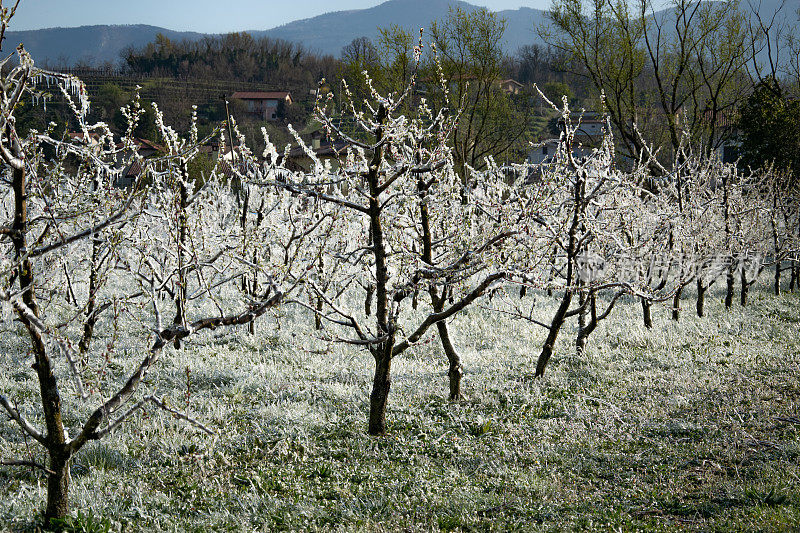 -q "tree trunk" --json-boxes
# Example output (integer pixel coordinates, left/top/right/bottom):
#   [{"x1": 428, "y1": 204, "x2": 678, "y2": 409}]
[
  {"x1": 536, "y1": 172, "x2": 581, "y2": 378},
  {"x1": 740, "y1": 268, "x2": 748, "y2": 307},
  {"x1": 417, "y1": 171, "x2": 464, "y2": 401},
  {"x1": 725, "y1": 268, "x2": 734, "y2": 309},
  {"x1": 437, "y1": 321, "x2": 463, "y2": 400},
  {"x1": 45, "y1": 448, "x2": 71, "y2": 520},
  {"x1": 78, "y1": 308, "x2": 99, "y2": 357},
  {"x1": 696, "y1": 280, "x2": 706, "y2": 318},
  {"x1": 364, "y1": 284, "x2": 374, "y2": 316},
  {"x1": 641, "y1": 297, "x2": 653, "y2": 329},
  {"x1": 791, "y1": 263, "x2": 798, "y2": 292},
  {"x1": 723, "y1": 178, "x2": 733, "y2": 310},
  {"x1": 173, "y1": 167, "x2": 189, "y2": 348},
  {"x1": 536, "y1": 290, "x2": 572, "y2": 377},
  {"x1": 575, "y1": 293, "x2": 597, "y2": 355},
  {"x1": 576, "y1": 329, "x2": 587, "y2": 354},
  {"x1": 775, "y1": 261, "x2": 781, "y2": 296},
  {"x1": 368, "y1": 351, "x2": 392, "y2": 436},
  {"x1": 671, "y1": 287, "x2": 682, "y2": 321},
  {"x1": 537, "y1": 342, "x2": 555, "y2": 378},
  {"x1": 248, "y1": 272, "x2": 257, "y2": 335},
  {"x1": 546, "y1": 245, "x2": 556, "y2": 297},
  {"x1": 248, "y1": 266, "x2": 257, "y2": 335},
  {"x1": 577, "y1": 289, "x2": 587, "y2": 333},
  {"x1": 11, "y1": 164, "x2": 70, "y2": 520},
  {"x1": 314, "y1": 294, "x2": 323, "y2": 330},
  {"x1": 78, "y1": 236, "x2": 101, "y2": 356},
  {"x1": 366, "y1": 103, "x2": 392, "y2": 436}
]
